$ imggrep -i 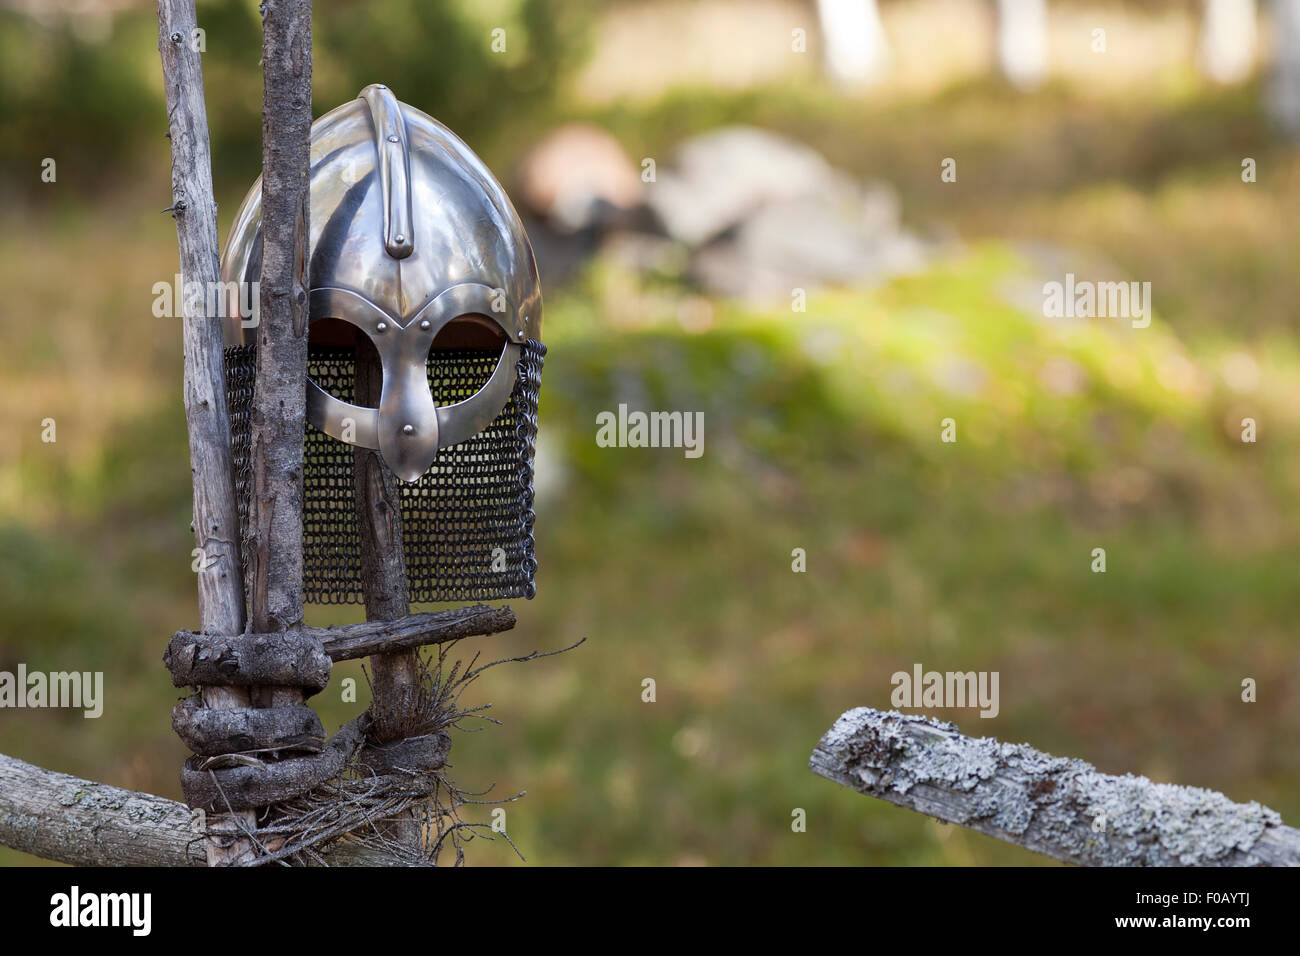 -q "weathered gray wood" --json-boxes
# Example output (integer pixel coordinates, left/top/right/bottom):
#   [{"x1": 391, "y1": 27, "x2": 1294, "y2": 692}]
[
  {"x1": 0, "y1": 752, "x2": 404, "y2": 867},
  {"x1": 156, "y1": 0, "x2": 256, "y2": 865},
  {"x1": 357, "y1": 731, "x2": 452, "y2": 775},
  {"x1": 352, "y1": 343, "x2": 423, "y2": 852},
  {"x1": 314, "y1": 843, "x2": 433, "y2": 866},
  {"x1": 313, "y1": 604, "x2": 516, "y2": 661},
  {"x1": 181, "y1": 715, "x2": 367, "y2": 812},
  {"x1": 172, "y1": 695, "x2": 326, "y2": 756},
  {"x1": 247, "y1": 0, "x2": 313, "y2": 711},
  {"x1": 165, "y1": 606, "x2": 514, "y2": 688},
  {"x1": 353, "y1": 343, "x2": 421, "y2": 745},
  {"x1": 164, "y1": 627, "x2": 332, "y2": 692},
  {"x1": 0, "y1": 750, "x2": 207, "y2": 866},
  {"x1": 811, "y1": 707, "x2": 1300, "y2": 866}
]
